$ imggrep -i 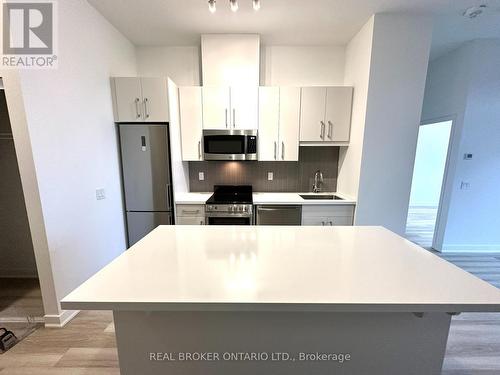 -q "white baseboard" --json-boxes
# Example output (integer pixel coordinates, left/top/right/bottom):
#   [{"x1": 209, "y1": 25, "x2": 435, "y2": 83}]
[
  {"x1": 44, "y1": 309, "x2": 80, "y2": 328},
  {"x1": 0, "y1": 316, "x2": 45, "y2": 324},
  {"x1": 442, "y1": 244, "x2": 500, "y2": 253}
]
